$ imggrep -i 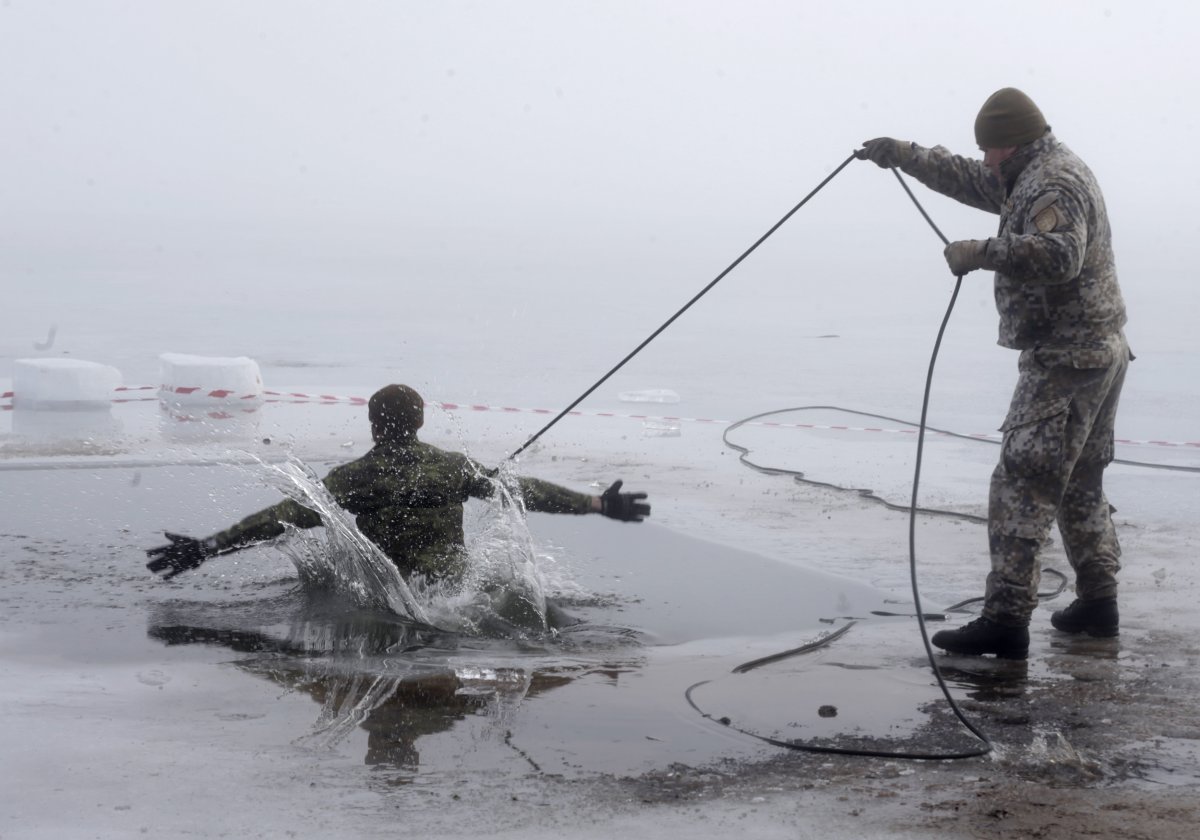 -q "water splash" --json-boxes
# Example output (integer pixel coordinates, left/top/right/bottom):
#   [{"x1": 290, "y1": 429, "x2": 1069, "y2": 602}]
[
  {"x1": 258, "y1": 455, "x2": 557, "y2": 636},
  {"x1": 459, "y1": 459, "x2": 550, "y2": 633},
  {"x1": 262, "y1": 456, "x2": 432, "y2": 625}
]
